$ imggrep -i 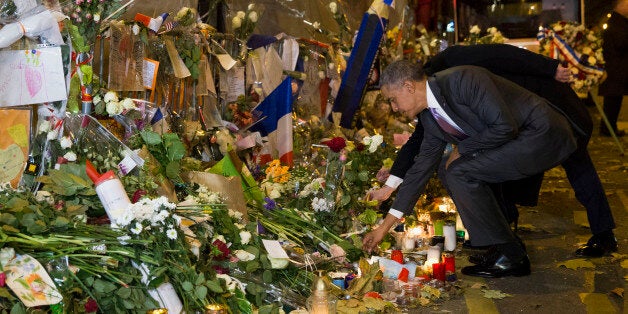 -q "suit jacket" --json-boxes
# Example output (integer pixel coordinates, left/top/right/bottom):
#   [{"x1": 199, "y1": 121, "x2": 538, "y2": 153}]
[
  {"x1": 391, "y1": 66, "x2": 577, "y2": 215},
  {"x1": 389, "y1": 44, "x2": 589, "y2": 206}
]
